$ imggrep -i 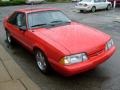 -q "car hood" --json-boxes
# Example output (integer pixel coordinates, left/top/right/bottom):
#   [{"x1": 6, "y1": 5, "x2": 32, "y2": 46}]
[{"x1": 33, "y1": 22, "x2": 110, "y2": 55}]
